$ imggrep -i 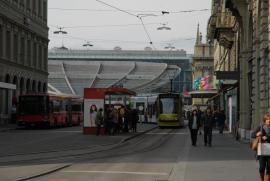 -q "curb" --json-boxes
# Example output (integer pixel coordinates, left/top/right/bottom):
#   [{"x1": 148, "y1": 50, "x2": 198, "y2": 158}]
[
  {"x1": 120, "y1": 126, "x2": 158, "y2": 143},
  {"x1": 14, "y1": 164, "x2": 71, "y2": 181}
]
